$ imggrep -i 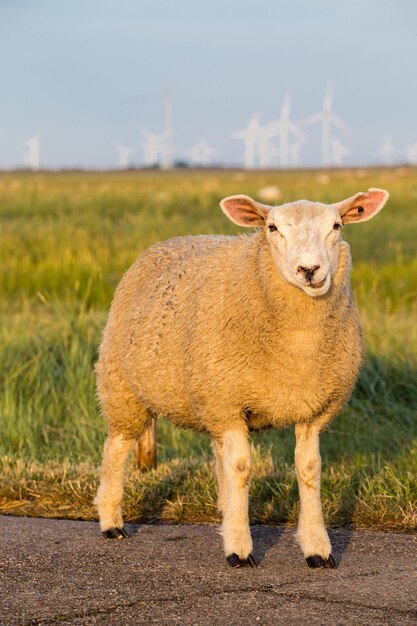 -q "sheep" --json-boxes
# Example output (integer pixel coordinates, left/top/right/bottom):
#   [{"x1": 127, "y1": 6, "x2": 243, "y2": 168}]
[{"x1": 95, "y1": 187, "x2": 389, "y2": 568}]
